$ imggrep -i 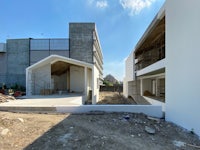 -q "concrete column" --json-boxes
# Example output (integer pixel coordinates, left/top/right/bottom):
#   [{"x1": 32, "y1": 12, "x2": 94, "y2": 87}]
[
  {"x1": 156, "y1": 78, "x2": 160, "y2": 97},
  {"x1": 91, "y1": 66, "x2": 96, "y2": 105},
  {"x1": 67, "y1": 70, "x2": 70, "y2": 91},
  {"x1": 140, "y1": 79, "x2": 143, "y2": 96},
  {"x1": 26, "y1": 69, "x2": 32, "y2": 96},
  {"x1": 83, "y1": 67, "x2": 88, "y2": 104}
]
